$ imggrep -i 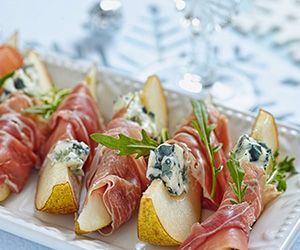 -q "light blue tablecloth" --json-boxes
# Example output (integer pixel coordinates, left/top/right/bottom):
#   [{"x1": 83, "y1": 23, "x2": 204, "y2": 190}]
[
  {"x1": 0, "y1": 0, "x2": 299, "y2": 249},
  {"x1": 0, "y1": 231, "x2": 49, "y2": 250}
]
